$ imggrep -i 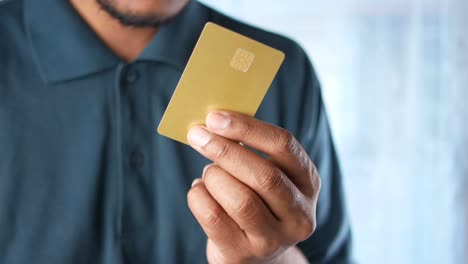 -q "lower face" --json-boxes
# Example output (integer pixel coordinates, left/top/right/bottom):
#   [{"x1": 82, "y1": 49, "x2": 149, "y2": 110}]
[{"x1": 98, "y1": 0, "x2": 191, "y2": 22}]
